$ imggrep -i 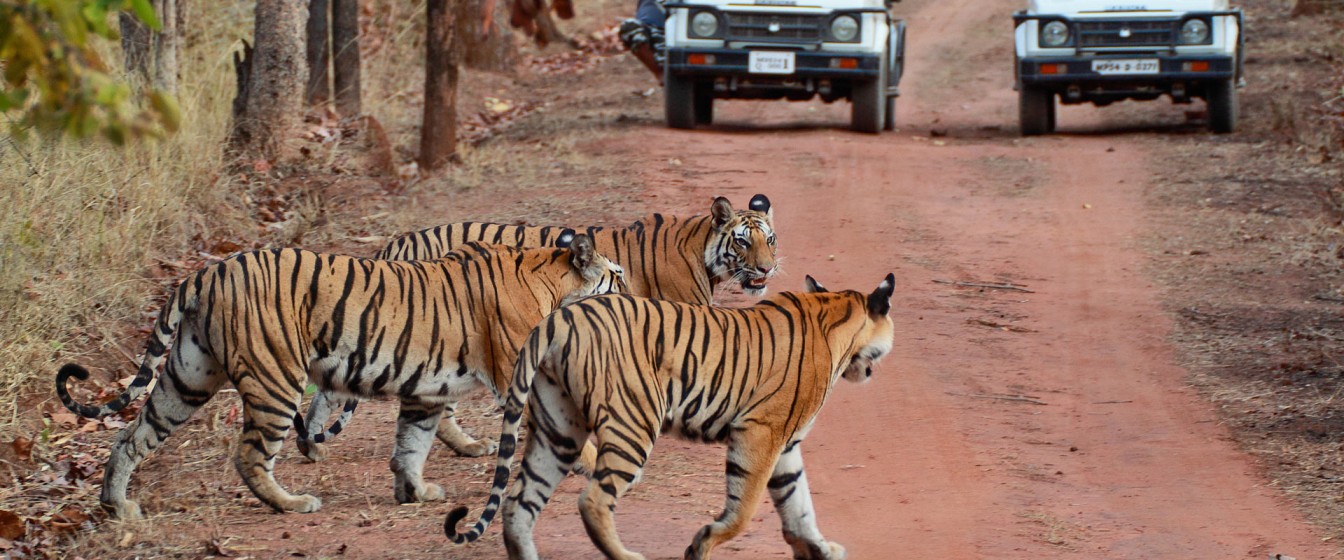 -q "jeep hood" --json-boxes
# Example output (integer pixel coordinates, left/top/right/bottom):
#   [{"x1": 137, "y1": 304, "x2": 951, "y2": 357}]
[{"x1": 1029, "y1": 0, "x2": 1229, "y2": 14}]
